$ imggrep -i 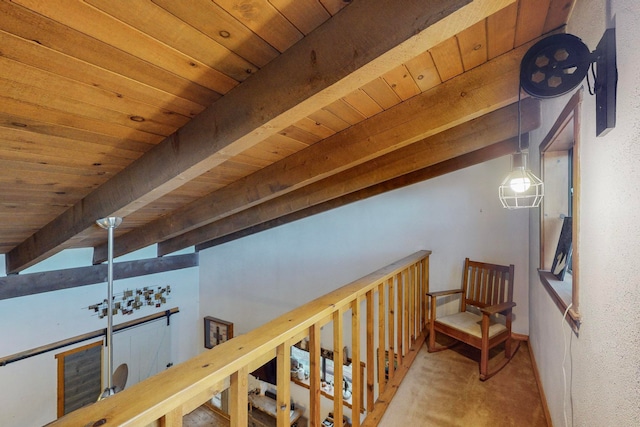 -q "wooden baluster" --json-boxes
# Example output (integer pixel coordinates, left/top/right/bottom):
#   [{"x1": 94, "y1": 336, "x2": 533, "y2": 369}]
[
  {"x1": 409, "y1": 265, "x2": 414, "y2": 343},
  {"x1": 365, "y1": 289, "x2": 375, "y2": 412},
  {"x1": 276, "y1": 342, "x2": 291, "y2": 427},
  {"x1": 230, "y1": 366, "x2": 248, "y2": 427},
  {"x1": 396, "y1": 272, "x2": 404, "y2": 368},
  {"x1": 333, "y1": 309, "x2": 344, "y2": 427},
  {"x1": 403, "y1": 269, "x2": 409, "y2": 355},
  {"x1": 387, "y1": 276, "x2": 395, "y2": 380},
  {"x1": 42, "y1": 251, "x2": 432, "y2": 427},
  {"x1": 309, "y1": 324, "x2": 322, "y2": 427},
  {"x1": 159, "y1": 407, "x2": 182, "y2": 427},
  {"x1": 415, "y1": 264, "x2": 420, "y2": 338},
  {"x1": 351, "y1": 297, "x2": 362, "y2": 427},
  {"x1": 377, "y1": 281, "x2": 386, "y2": 396}
]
